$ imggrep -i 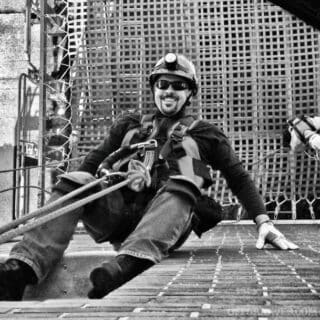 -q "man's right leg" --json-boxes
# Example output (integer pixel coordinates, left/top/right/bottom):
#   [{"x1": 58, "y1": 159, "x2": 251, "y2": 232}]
[{"x1": 0, "y1": 190, "x2": 84, "y2": 300}]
